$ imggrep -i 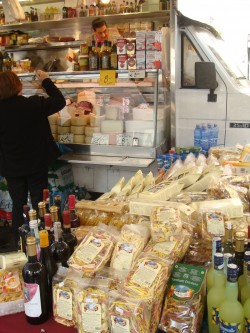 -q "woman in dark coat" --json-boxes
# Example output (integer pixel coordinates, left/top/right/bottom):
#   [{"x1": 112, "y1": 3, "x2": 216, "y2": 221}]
[{"x1": 0, "y1": 70, "x2": 66, "y2": 247}]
